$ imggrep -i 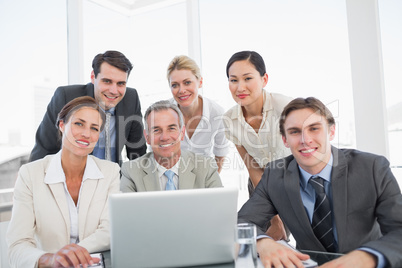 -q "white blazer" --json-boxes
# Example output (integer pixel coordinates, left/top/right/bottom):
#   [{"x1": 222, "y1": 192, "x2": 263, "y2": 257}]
[{"x1": 6, "y1": 154, "x2": 120, "y2": 268}]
